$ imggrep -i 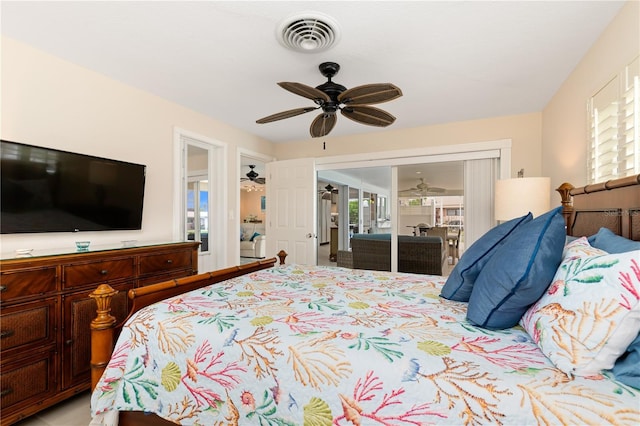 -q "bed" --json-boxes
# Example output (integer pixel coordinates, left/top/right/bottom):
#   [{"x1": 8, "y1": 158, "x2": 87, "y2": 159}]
[{"x1": 89, "y1": 175, "x2": 640, "y2": 425}]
